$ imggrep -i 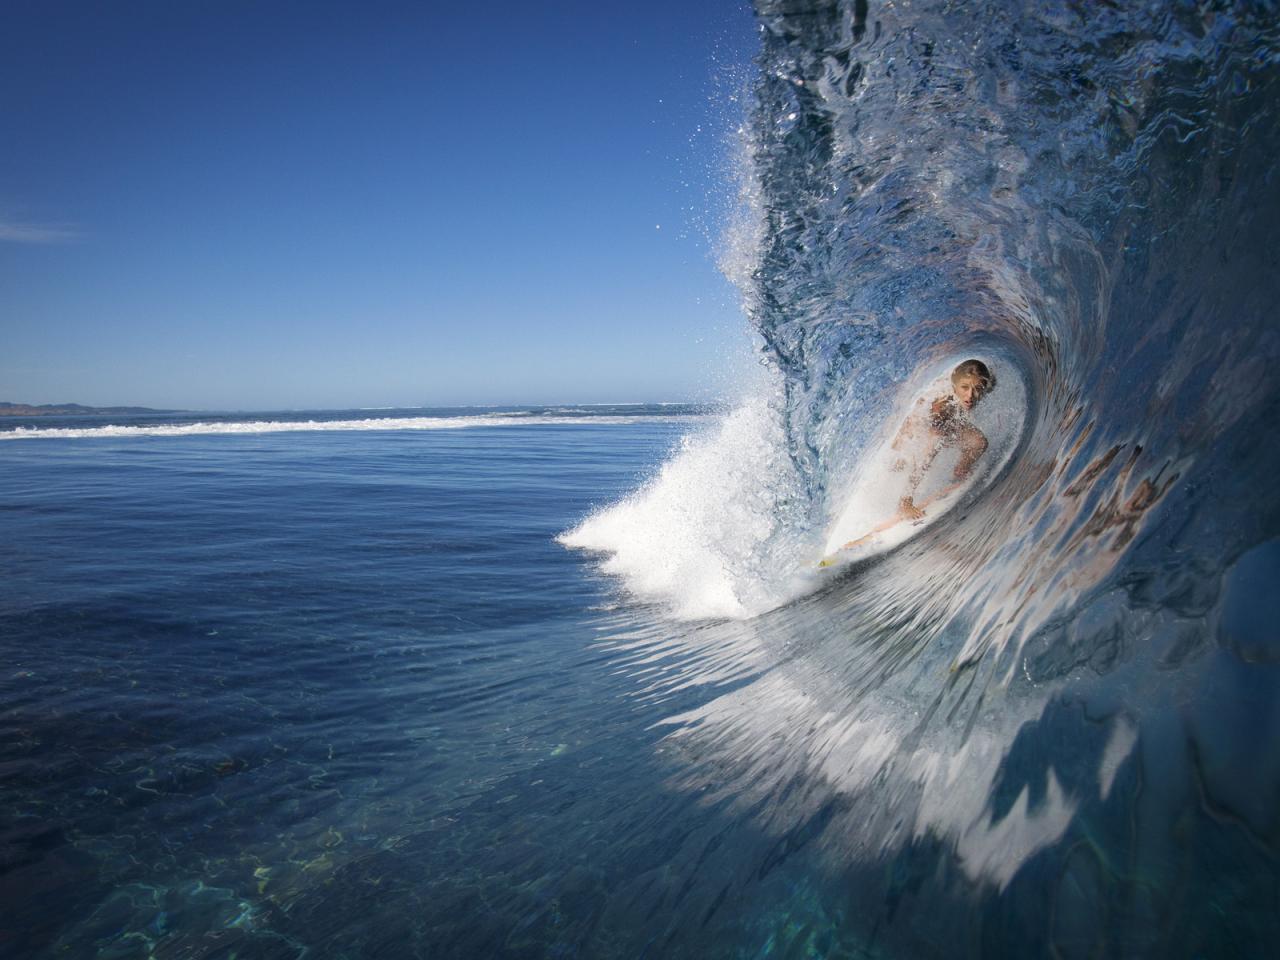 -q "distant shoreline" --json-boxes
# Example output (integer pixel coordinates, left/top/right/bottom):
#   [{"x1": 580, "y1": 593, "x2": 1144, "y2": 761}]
[{"x1": 0, "y1": 402, "x2": 178, "y2": 417}]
